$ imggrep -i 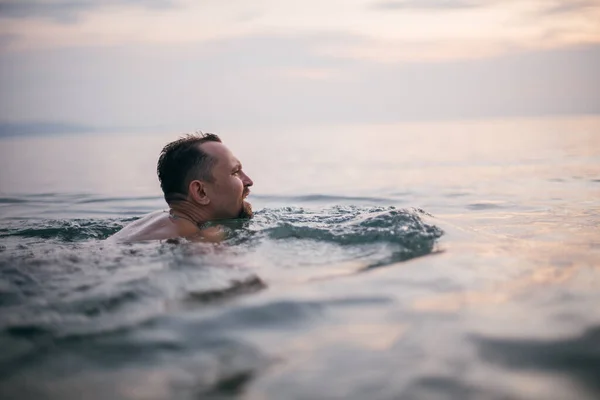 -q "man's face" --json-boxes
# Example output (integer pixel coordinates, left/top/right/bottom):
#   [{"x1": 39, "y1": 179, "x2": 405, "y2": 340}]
[{"x1": 200, "y1": 141, "x2": 253, "y2": 220}]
